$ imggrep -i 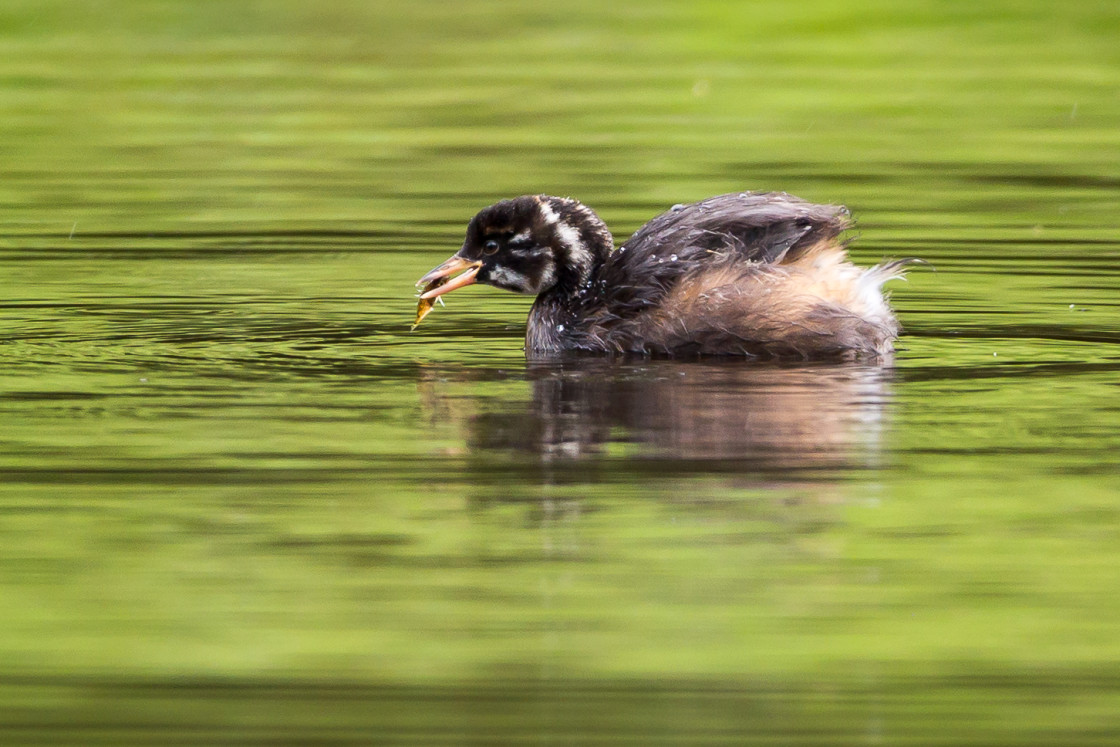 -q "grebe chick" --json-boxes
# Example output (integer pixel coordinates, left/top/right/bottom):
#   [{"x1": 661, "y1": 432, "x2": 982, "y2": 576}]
[{"x1": 417, "y1": 192, "x2": 916, "y2": 359}]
